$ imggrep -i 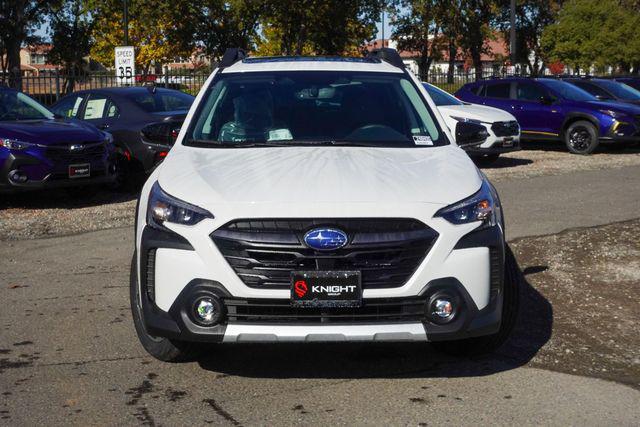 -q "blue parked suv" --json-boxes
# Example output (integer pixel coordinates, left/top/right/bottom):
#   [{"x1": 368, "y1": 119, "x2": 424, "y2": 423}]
[
  {"x1": 456, "y1": 77, "x2": 640, "y2": 154},
  {"x1": 1, "y1": 86, "x2": 116, "y2": 193}
]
